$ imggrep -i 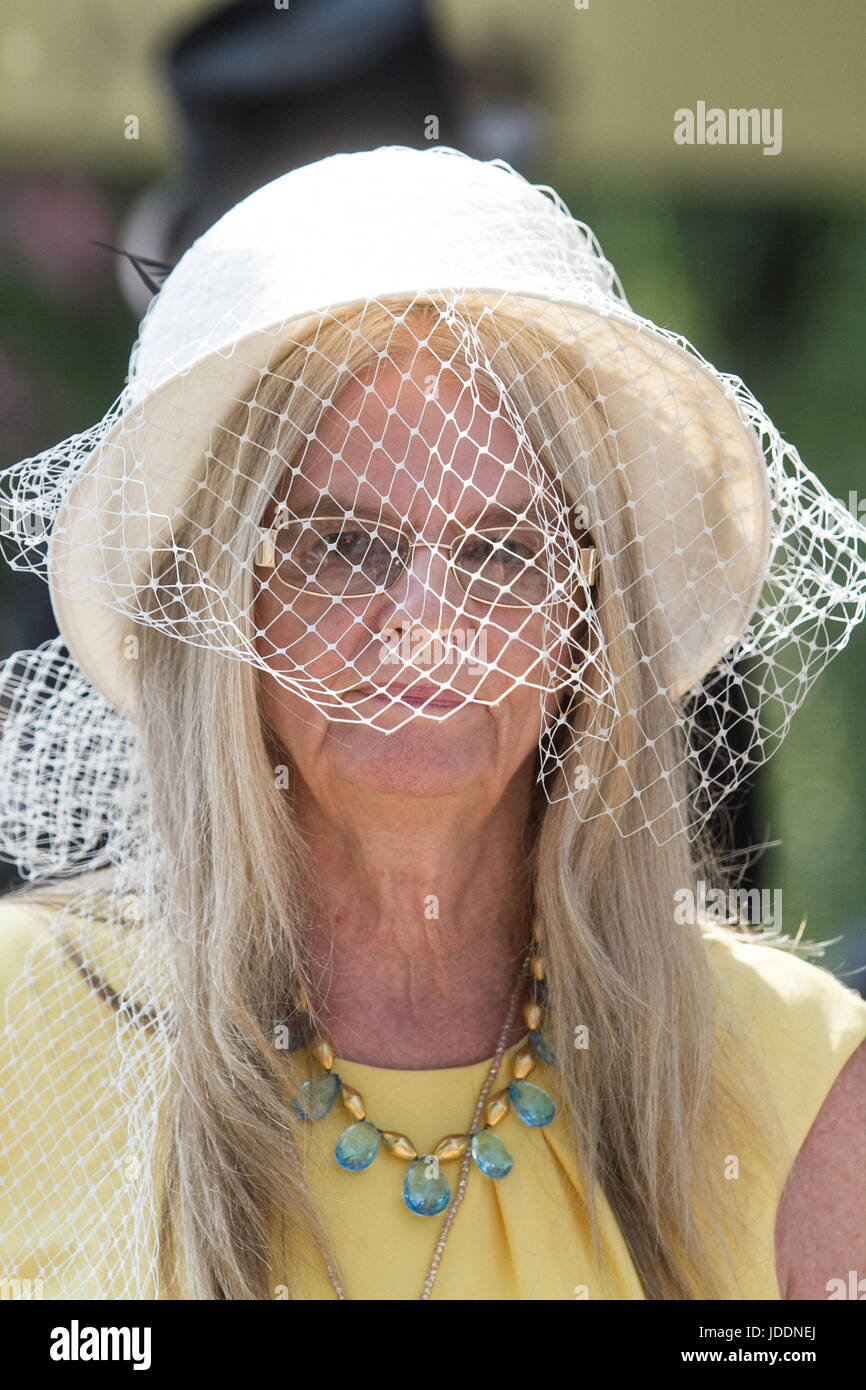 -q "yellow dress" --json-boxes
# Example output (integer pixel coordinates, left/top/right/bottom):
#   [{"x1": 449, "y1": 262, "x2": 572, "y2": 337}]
[{"x1": 0, "y1": 898, "x2": 864, "y2": 1300}]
